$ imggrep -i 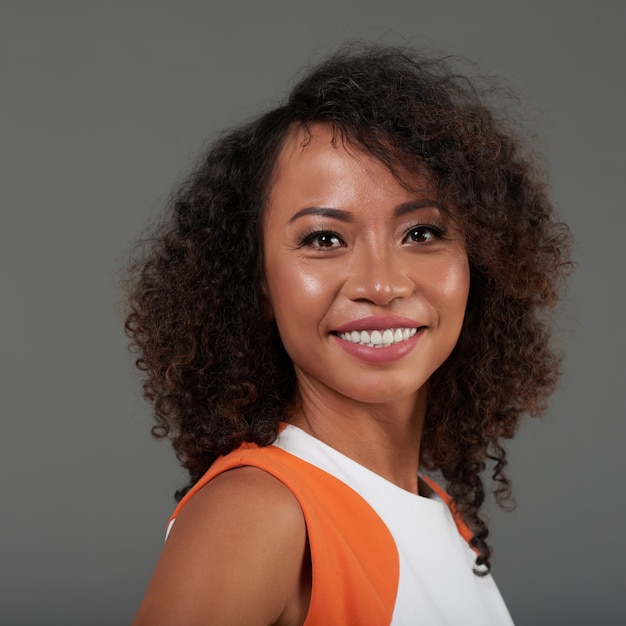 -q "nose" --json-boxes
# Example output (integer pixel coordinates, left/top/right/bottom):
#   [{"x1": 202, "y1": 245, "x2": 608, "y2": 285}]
[{"x1": 343, "y1": 242, "x2": 414, "y2": 306}]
